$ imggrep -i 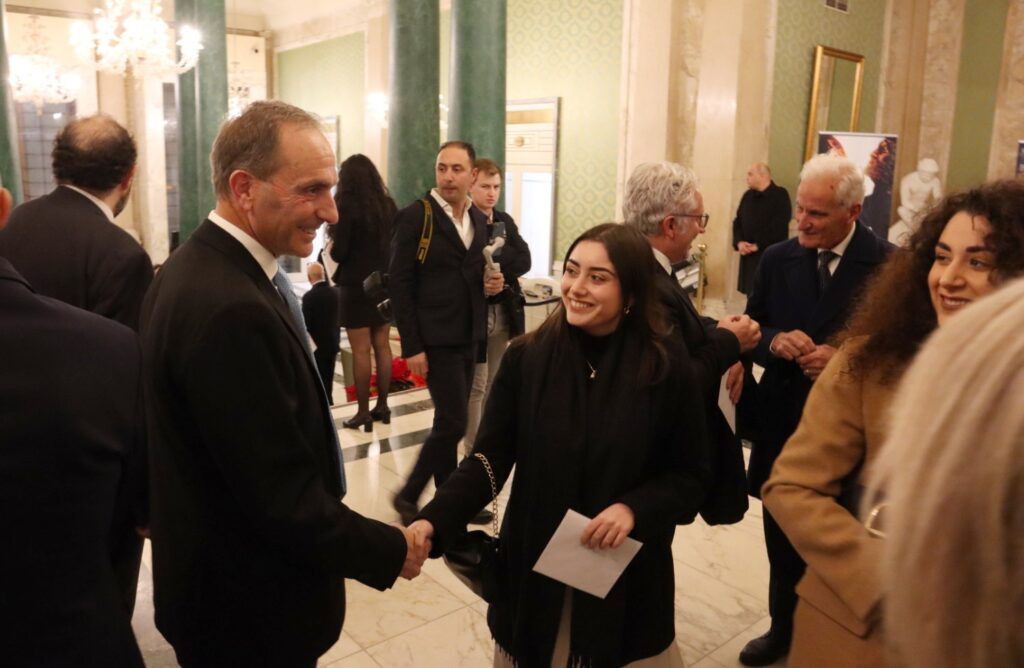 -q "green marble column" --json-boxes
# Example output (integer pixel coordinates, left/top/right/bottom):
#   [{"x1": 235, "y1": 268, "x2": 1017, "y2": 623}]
[
  {"x1": 449, "y1": 0, "x2": 506, "y2": 206},
  {"x1": 387, "y1": 0, "x2": 440, "y2": 208},
  {"x1": 0, "y1": 1, "x2": 24, "y2": 204},
  {"x1": 175, "y1": 0, "x2": 199, "y2": 240},
  {"x1": 194, "y1": 0, "x2": 228, "y2": 228}
]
